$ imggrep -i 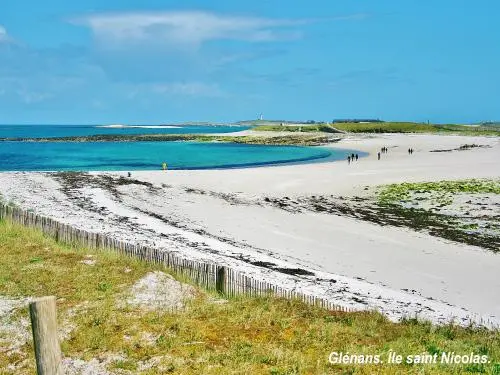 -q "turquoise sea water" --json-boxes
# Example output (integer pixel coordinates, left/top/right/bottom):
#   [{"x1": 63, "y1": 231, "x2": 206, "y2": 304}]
[{"x1": 0, "y1": 125, "x2": 364, "y2": 171}]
